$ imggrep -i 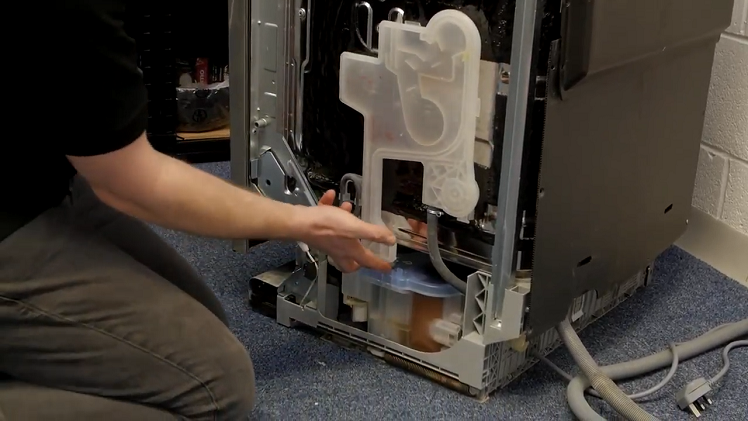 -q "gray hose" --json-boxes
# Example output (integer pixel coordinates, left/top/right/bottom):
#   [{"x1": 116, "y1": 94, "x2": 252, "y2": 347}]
[
  {"x1": 340, "y1": 174, "x2": 362, "y2": 201},
  {"x1": 566, "y1": 319, "x2": 748, "y2": 420},
  {"x1": 340, "y1": 173, "x2": 363, "y2": 216},
  {"x1": 425, "y1": 209, "x2": 467, "y2": 294},
  {"x1": 535, "y1": 342, "x2": 680, "y2": 400},
  {"x1": 557, "y1": 319, "x2": 658, "y2": 421}
]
